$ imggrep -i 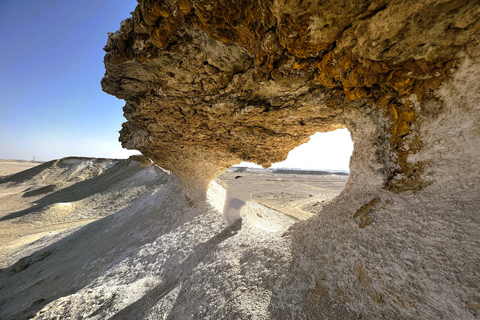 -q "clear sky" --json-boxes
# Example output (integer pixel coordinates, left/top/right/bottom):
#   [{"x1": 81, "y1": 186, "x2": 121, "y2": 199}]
[
  {"x1": 0, "y1": 0, "x2": 353, "y2": 170},
  {"x1": 240, "y1": 129, "x2": 353, "y2": 171},
  {"x1": 0, "y1": 0, "x2": 138, "y2": 161}
]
